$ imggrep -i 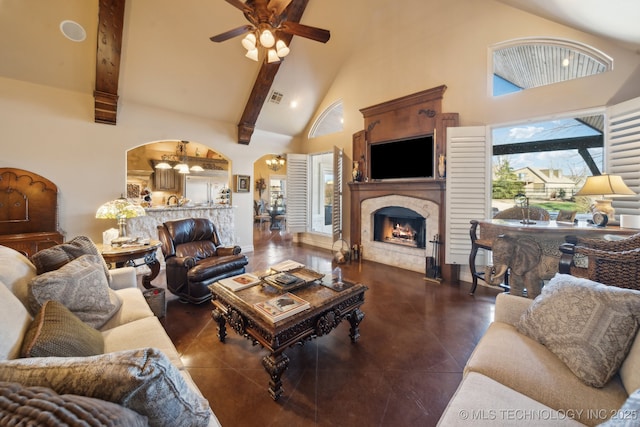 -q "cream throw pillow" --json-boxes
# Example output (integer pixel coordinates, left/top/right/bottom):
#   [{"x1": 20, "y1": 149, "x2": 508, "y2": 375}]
[
  {"x1": 517, "y1": 273, "x2": 640, "y2": 388},
  {"x1": 0, "y1": 348, "x2": 211, "y2": 427},
  {"x1": 28, "y1": 254, "x2": 121, "y2": 329}
]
